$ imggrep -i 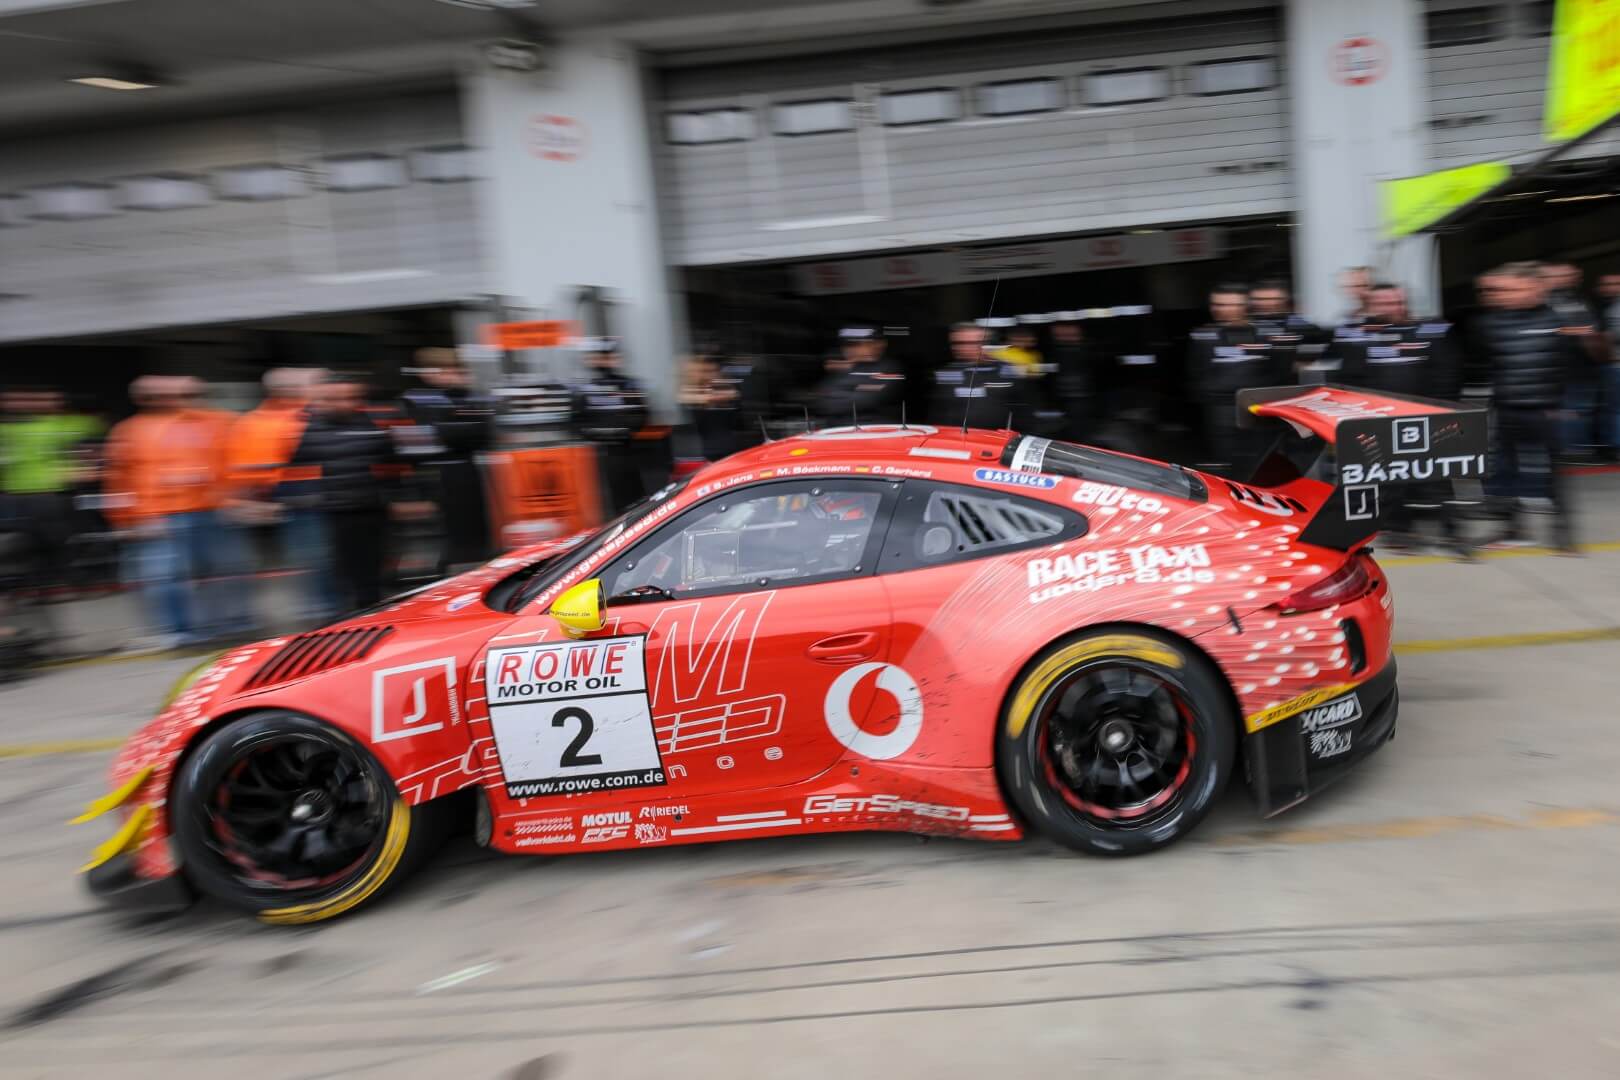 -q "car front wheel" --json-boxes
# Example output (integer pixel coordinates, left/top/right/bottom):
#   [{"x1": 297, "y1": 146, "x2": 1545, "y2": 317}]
[
  {"x1": 171, "y1": 711, "x2": 453, "y2": 923},
  {"x1": 996, "y1": 630, "x2": 1235, "y2": 856}
]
